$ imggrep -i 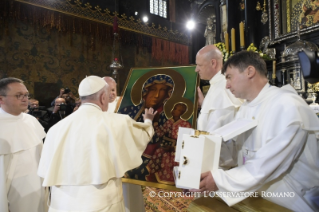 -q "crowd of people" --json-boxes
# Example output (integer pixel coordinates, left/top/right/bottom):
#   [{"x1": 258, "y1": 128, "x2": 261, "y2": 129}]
[
  {"x1": 25, "y1": 87, "x2": 82, "y2": 132},
  {"x1": 0, "y1": 45, "x2": 318, "y2": 212}
]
